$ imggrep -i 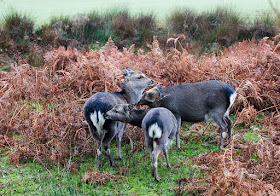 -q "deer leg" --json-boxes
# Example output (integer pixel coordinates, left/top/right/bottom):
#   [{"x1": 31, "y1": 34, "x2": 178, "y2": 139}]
[
  {"x1": 104, "y1": 142, "x2": 116, "y2": 167},
  {"x1": 163, "y1": 146, "x2": 171, "y2": 168},
  {"x1": 116, "y1": 122, "x2": 126, "y2": 160},
  {"x1": 152, "y1": 147, "x2": 160, "y2": 181},
  {"x1": 95, "y1": 141, "x2": 102, "y2": 168},
  {"x1": 174, "y1": 114, "x2": 181, "y2": 150},
  {"x1": 225, "y1": 116, "x2": 233, "y2": 139},
  {"x1": 211, "y1": 113, "x2": 228, "y2": 152}
]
